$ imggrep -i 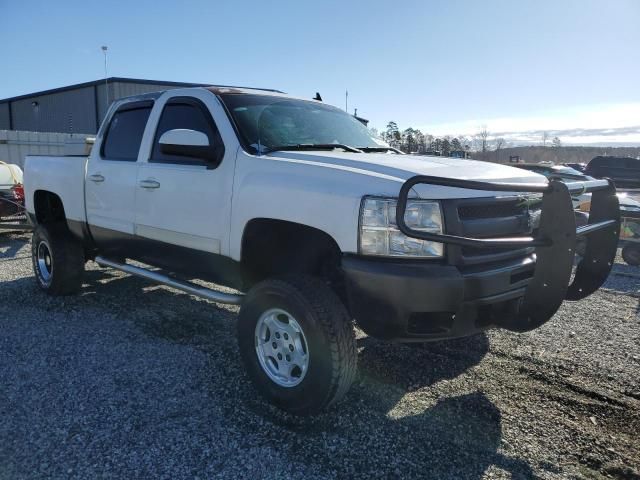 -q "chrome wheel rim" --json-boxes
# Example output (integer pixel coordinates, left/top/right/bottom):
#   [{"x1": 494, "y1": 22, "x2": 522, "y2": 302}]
[
  {"x1": 254, "y1": 308, "x2": 309, "y2": 388},
  {"x1": 37, "y1": 241, "x2": 53, "y2": 285}
]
